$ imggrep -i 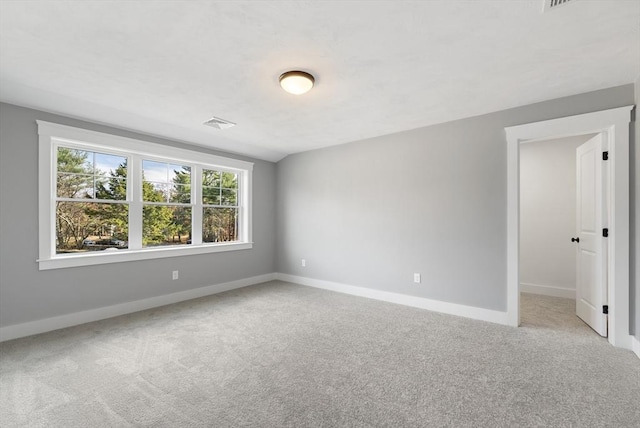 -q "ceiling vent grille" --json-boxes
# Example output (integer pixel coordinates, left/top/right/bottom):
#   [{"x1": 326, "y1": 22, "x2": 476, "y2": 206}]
[
  {"x1": 203, "y1": 116, "x2": 236, "y2": 130},
  {"x1": 542, "y1": 0, "x2": 575, "y2": 13}
]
